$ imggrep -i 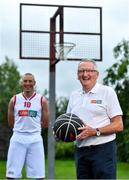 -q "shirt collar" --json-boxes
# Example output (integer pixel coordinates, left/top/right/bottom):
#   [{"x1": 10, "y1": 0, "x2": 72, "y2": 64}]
[{"x1": 80, "y1": 83, "x2": 99, "y2": 95}]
